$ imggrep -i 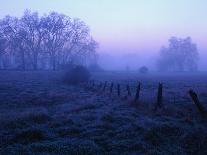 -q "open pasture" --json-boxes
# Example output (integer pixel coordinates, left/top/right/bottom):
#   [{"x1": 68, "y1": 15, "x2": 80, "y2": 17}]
[{"x1": 0, "y1": 71, "x2": 207, "y2": 155}]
